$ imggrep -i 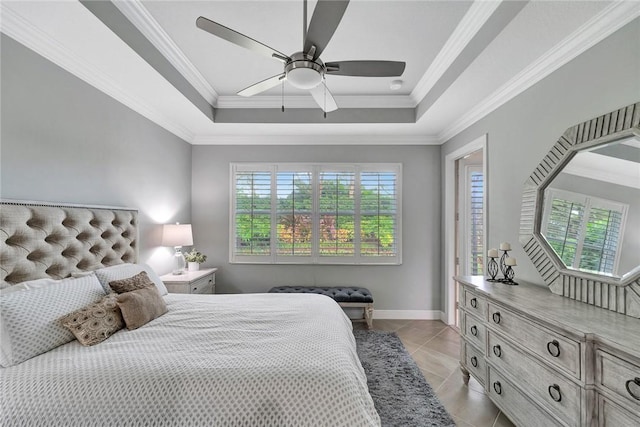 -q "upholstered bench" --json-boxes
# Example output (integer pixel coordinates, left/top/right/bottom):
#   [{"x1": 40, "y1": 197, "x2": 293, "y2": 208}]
[{"x1": 268, "y1": 286, "x2": 374, "y2": 329}]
